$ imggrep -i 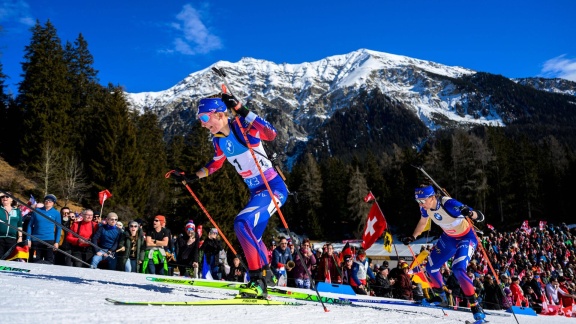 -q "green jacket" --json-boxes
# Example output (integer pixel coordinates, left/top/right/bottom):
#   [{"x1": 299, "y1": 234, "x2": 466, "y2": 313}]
[{"x1": 0, "y1": 207, "x2": 22, "y2": 239}]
